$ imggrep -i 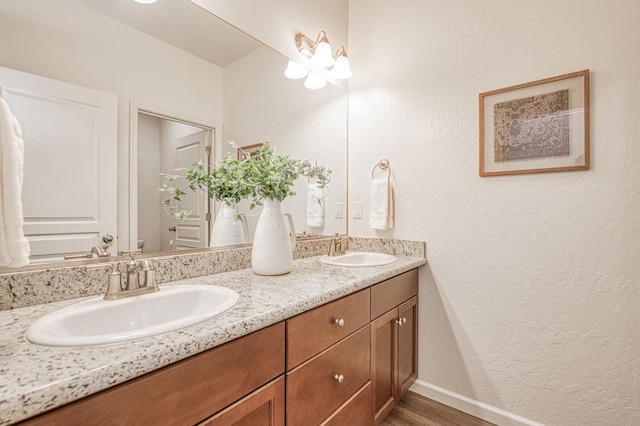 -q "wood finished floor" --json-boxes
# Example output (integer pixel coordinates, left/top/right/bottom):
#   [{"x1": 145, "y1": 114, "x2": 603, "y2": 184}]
[{"x1": 381, "y1": 392, "x2": 496, "y2": 426}]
